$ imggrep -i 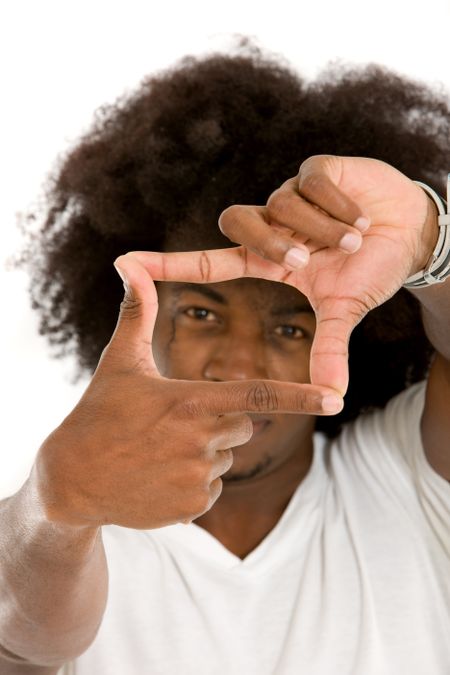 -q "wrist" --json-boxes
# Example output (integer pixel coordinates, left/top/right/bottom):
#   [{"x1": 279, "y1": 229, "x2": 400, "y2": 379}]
[
  {"x1": 411, "y1": 195, "x2": 440, "y2": 276},
  {"x1": 25, "y1": 464, "x2": 101, "y2": 554},
  {"x1": 404, "y1": 177, "x2": 450, "y2": 288}
]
